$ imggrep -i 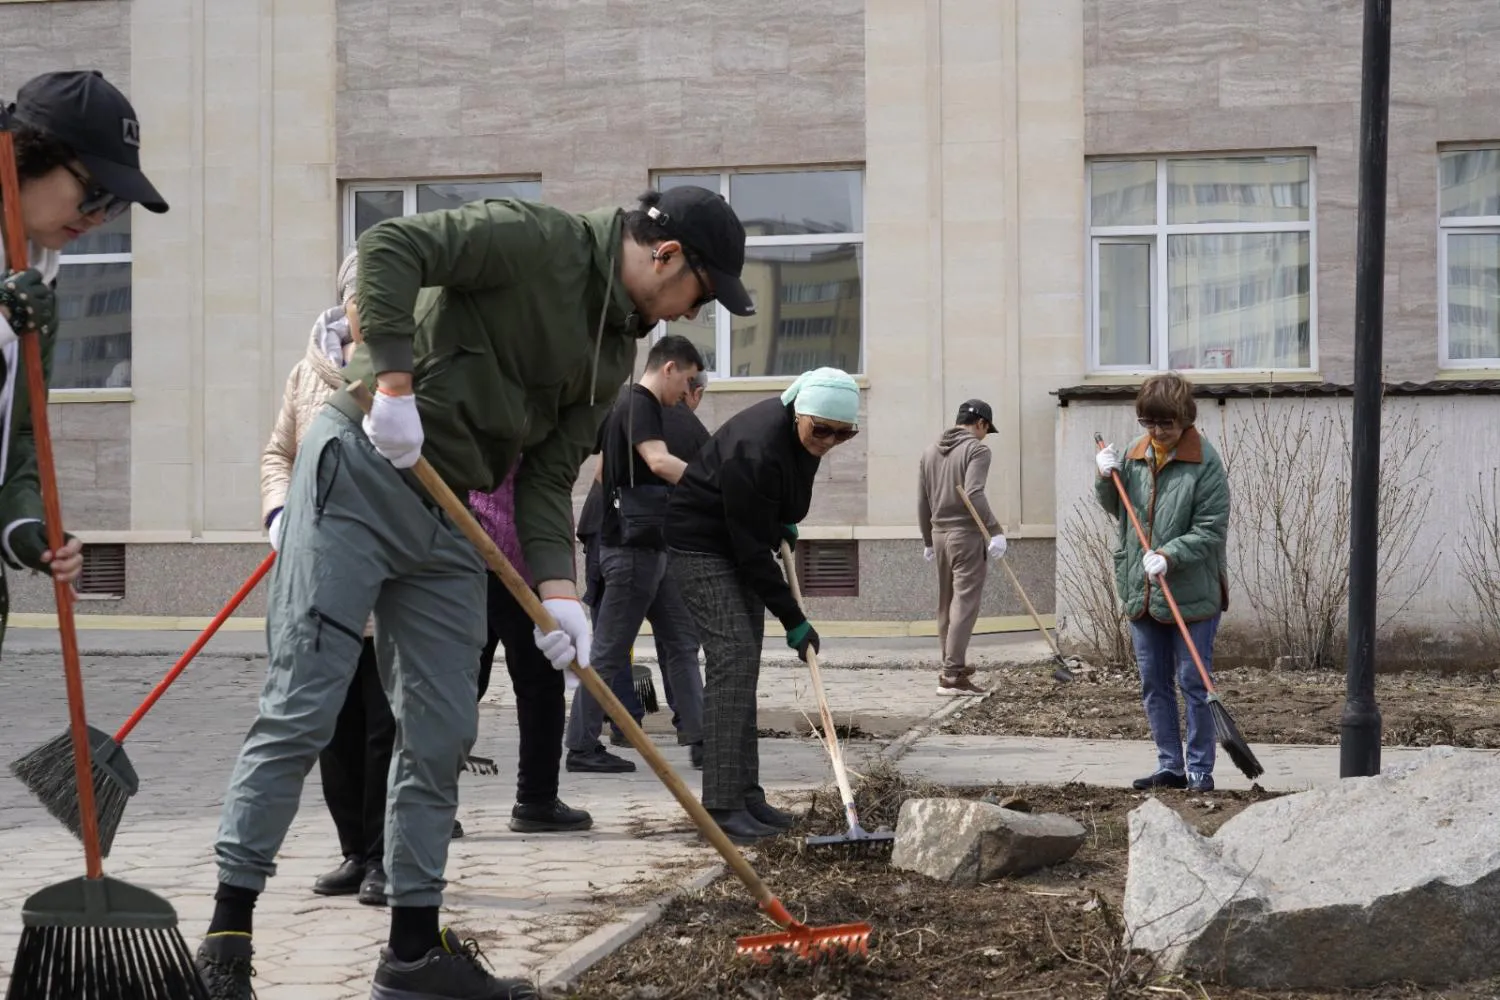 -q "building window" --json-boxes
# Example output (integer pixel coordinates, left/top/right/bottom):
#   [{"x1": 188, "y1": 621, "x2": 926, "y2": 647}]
[
  {"x1": 1087, "y1": 155, "x2": 1315, "y2": 373},
  {"x1": 342, "y1": 178, "x2": 544, "y2": 254},
  {"x1": 654, "y1": 168, "x2": 864, "y2": 379},
  {"x1": 1440, "y1": 147, "x2": 1500, "y2": 366},
  {"x1": 54, "y1": 213, "x2": 132, "y2": 389}
]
